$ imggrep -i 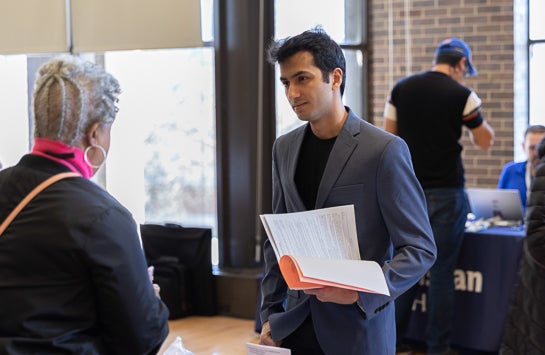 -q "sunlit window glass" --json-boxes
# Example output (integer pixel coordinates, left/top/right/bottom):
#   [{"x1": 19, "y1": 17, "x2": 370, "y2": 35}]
[
  {"x1": 0, "y1": 0, "x2": 218, "y2": 262},
  {"x1": 529, "y1": 0, "x2": 545, "y2": 126},
  {"x1": 201, "y1": 0, "x2": 214, "y2": 42},
  {"x1": 100, "y1": 0, "x2": 218, "y2": 267},
  {"x1": 529, "y1": 0, "x2": 545, "y2": 40},
  {"x1": 0, "y1": 55, "x2": 30, "y2": 169},
  {"x1": 529, "y1": 44, "x2": 545, "y2": 123},
  {"x1": 343, "y1": 50, "x2": 365, "y2": 119},
  {"x1": 275, "y1": 0, "x2": 346, "y2": 42},
  {"x1": 104, "y1": 49, "x2": 217, "y2": 238}
]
